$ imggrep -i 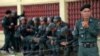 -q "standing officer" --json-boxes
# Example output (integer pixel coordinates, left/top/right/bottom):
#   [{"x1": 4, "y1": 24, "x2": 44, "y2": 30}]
[
  {"x1": 11, "y1": 11, "x2": 18, "y2": 25},
  {"x1": 11, "y1": 10, "x2": 19, "y2": 52},
  {"x1": 72, "y1": 4, "x2": 99, "y2": 56},
  {"x1": 1, "y1": 10, "x2": 14, "y2": 53}
]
